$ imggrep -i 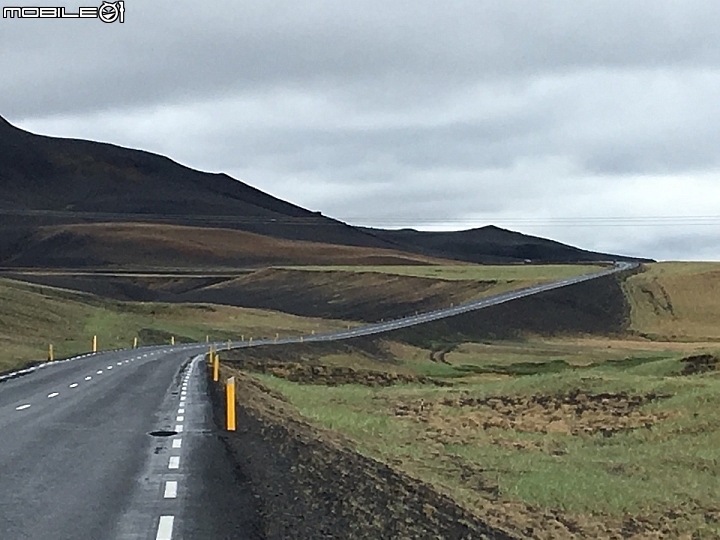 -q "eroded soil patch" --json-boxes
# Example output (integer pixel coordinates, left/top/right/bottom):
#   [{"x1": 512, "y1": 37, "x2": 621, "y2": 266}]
[
  {"x1": 395, "y1": 390, "x2": 672, "y2": 439},
  {"x1": 680, "y1": 354, "x2": 719, "y2": 375},
  {"x1": 238, "y1": 359, "x2": 449, "y2": 387}
]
